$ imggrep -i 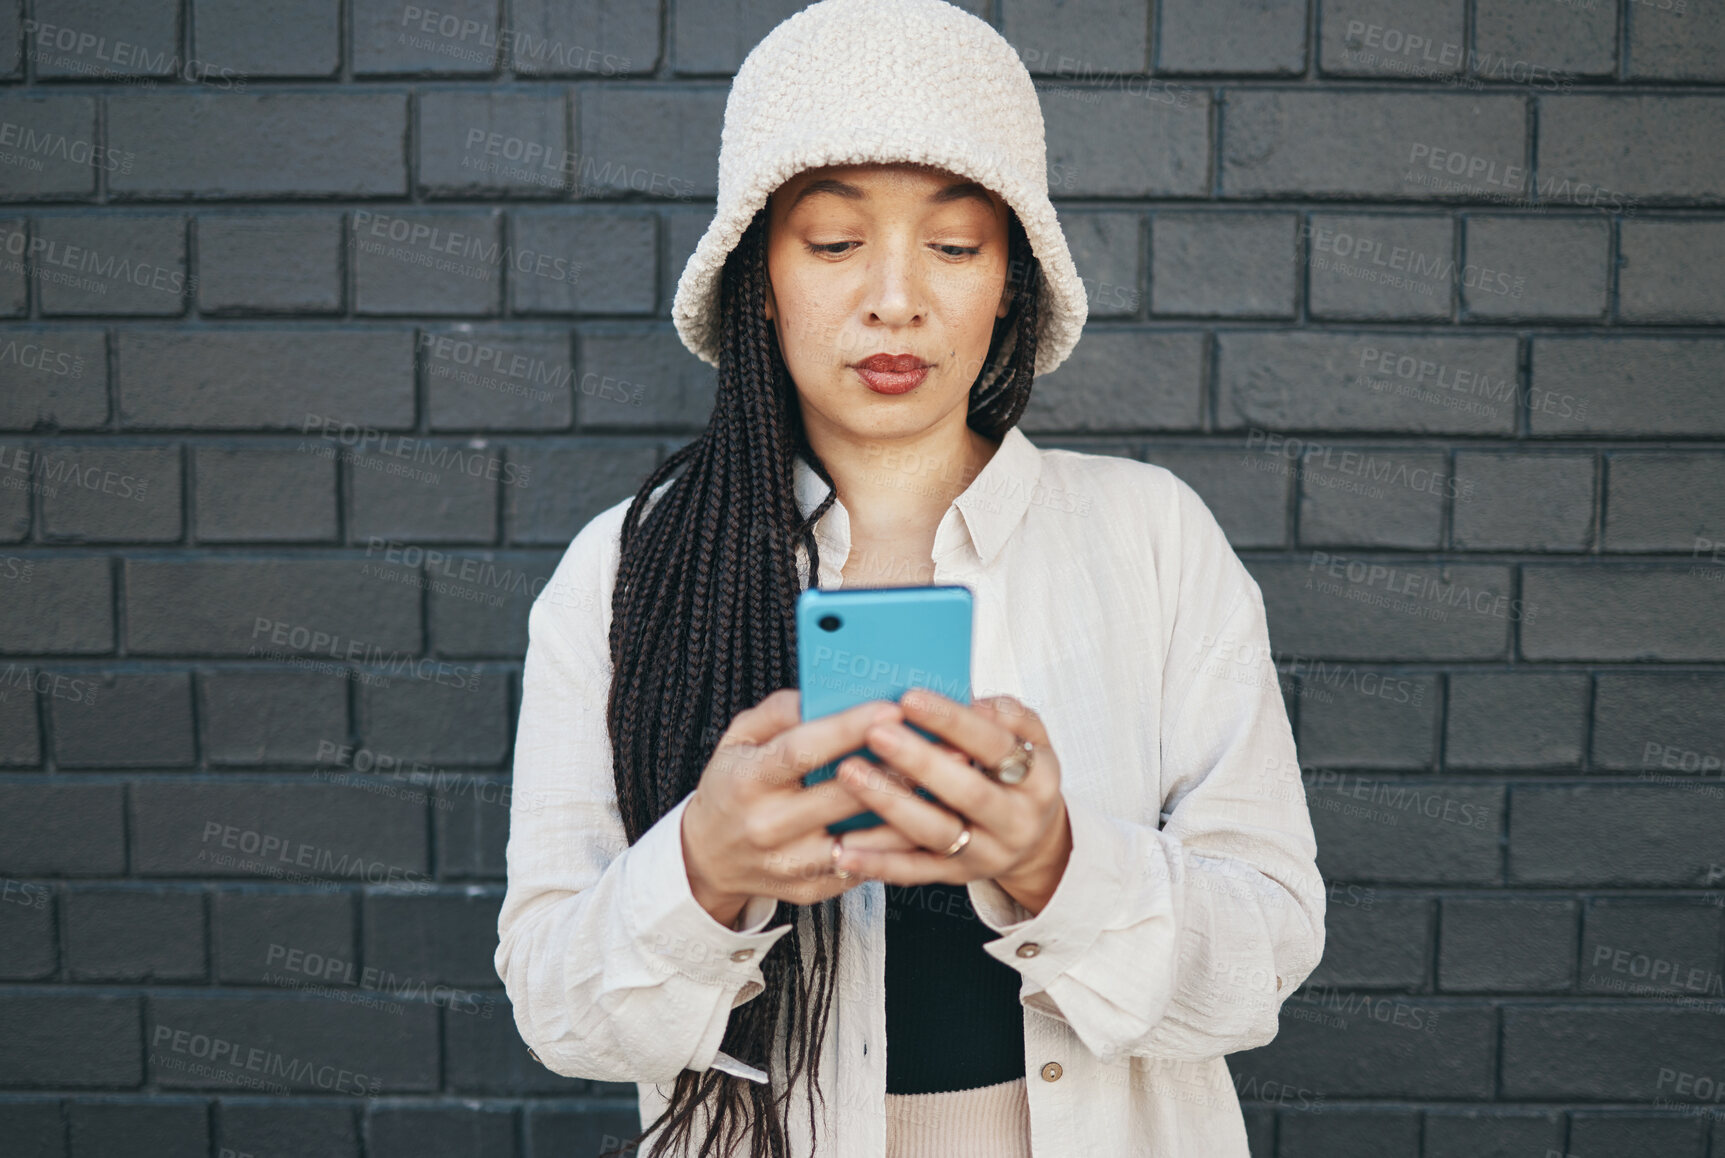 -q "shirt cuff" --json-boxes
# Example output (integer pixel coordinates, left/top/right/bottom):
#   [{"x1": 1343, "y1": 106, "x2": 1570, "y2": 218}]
[
  {"x1": 969, "y1": 791, "x2": 1144, "y2": 992},
  {"x1": 622, "y1": 793, "x2": 794, "y2": 991}
]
